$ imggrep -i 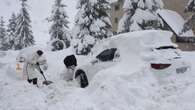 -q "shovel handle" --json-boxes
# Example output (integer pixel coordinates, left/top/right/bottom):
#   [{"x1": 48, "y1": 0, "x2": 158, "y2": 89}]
[
  {"x1": 41, "y1": 73, "x2": 47, "y2": 81},
  {"x1": 37, "y1": 64, "x2": 47, "y2": 81}
]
